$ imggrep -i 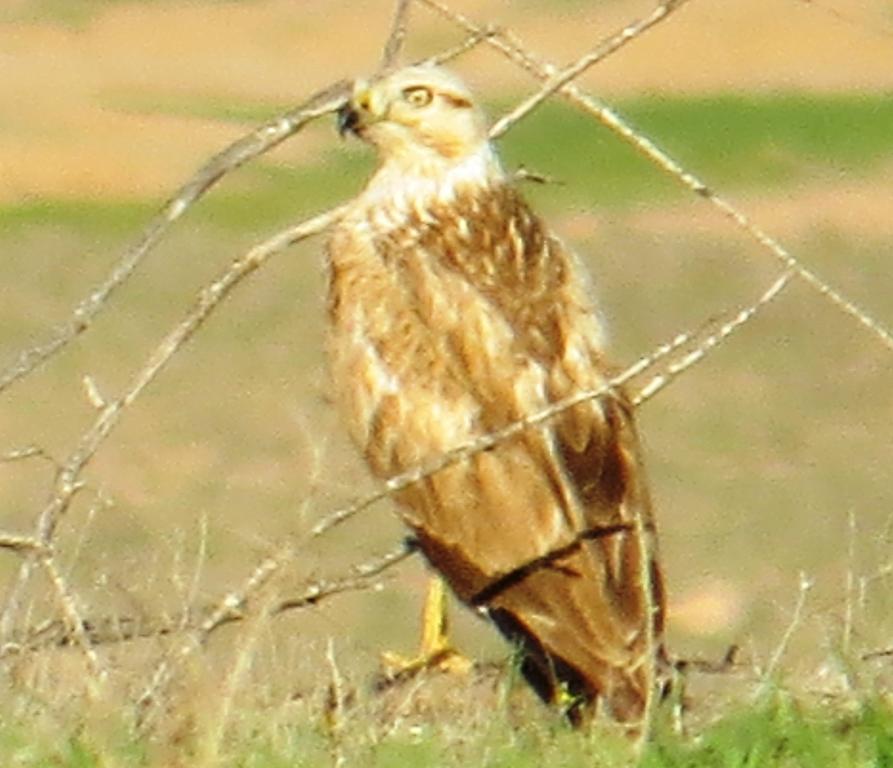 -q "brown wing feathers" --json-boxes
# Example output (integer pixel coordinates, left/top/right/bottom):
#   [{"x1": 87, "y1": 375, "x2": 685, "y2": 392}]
[{"x1": 328, "y1": 175, "x2": 664, "y2": 724}]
